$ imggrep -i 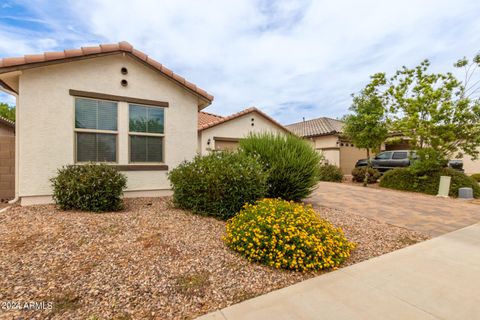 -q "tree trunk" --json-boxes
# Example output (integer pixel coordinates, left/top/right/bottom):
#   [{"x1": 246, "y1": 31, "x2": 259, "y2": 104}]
[{"x1": 364, "y1": 149, "x2": 370, "y2": 187}]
